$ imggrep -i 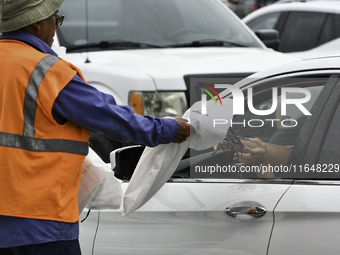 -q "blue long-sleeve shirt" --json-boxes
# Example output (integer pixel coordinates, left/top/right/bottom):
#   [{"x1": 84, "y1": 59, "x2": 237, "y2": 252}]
[
  {"x1": 0, "y1": 30, "x2": 178, "y2": 248},
  {"x1": 53, "y1": 72, "x2": 178, "y2": 146}
]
